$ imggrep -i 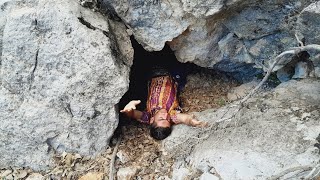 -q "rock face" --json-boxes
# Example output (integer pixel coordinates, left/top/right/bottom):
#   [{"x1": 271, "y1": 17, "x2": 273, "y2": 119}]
[
  {"x1": 163, "y1": 79, "x2": 320, "y2": 179},
  {"x1": 297, "y1": 1, "x2": 320, "y2": 45},
  {"x1": 1, "y1": 0, "x2": 320, "y2": 172},
  {"x1": 102, "y1": 0, "x2": 320, "y2": 81},
  {"x1": 0, "y1": 0, "x2": 133, "y2": 170}
]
